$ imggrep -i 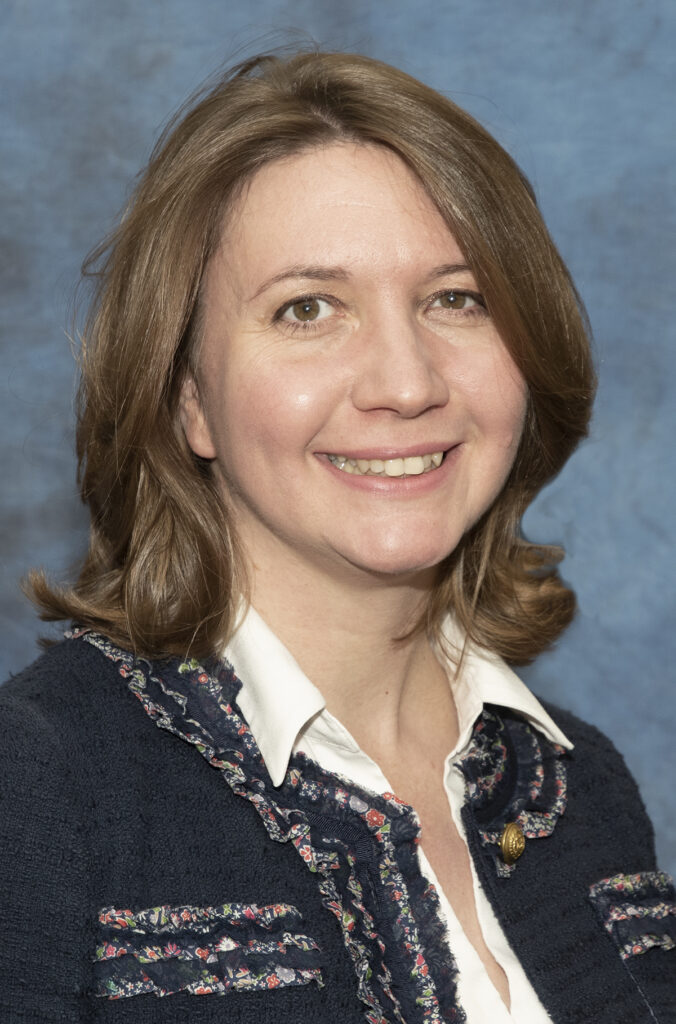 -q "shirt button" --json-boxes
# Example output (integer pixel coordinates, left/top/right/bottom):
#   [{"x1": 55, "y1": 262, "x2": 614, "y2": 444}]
[{"x1": 500, "y1": 822, "x2": 525, "y2": 865}]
